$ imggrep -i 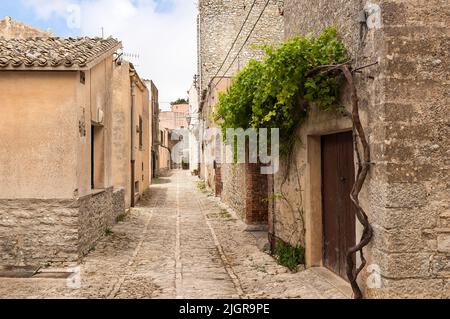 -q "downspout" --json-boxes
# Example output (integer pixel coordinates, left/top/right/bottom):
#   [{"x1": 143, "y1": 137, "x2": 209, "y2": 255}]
[{"x1": 131, "y1": 78, "x2": 136, "y2": 207}]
